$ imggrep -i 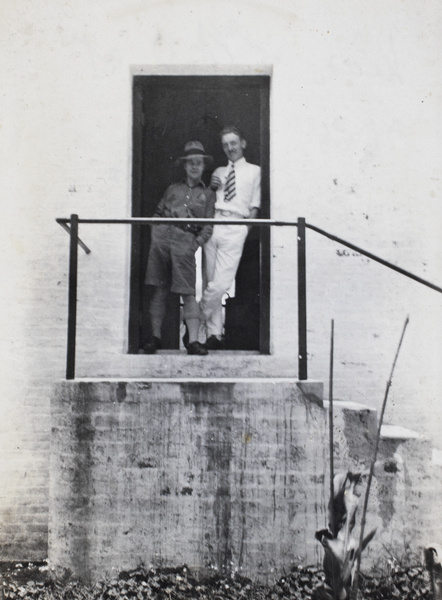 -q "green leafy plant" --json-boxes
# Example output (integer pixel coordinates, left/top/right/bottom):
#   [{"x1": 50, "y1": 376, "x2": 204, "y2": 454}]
[
  {"x1": 314, "y1": 472, "x2": 376, "y2": 600},
  {"x1": 314, "y1": 318, "x2": 410, "y2": 600},
  {"x1": 424, "y1": 543, "x2": 442, "y2": 600}
]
